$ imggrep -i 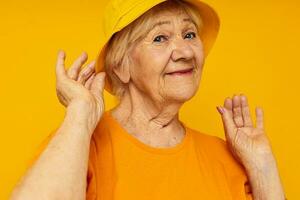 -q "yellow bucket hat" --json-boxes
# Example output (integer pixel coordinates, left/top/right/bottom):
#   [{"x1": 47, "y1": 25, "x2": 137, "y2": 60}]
[{"x1": 95, "y1": 0, "x2": 220, "y2": 95}]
